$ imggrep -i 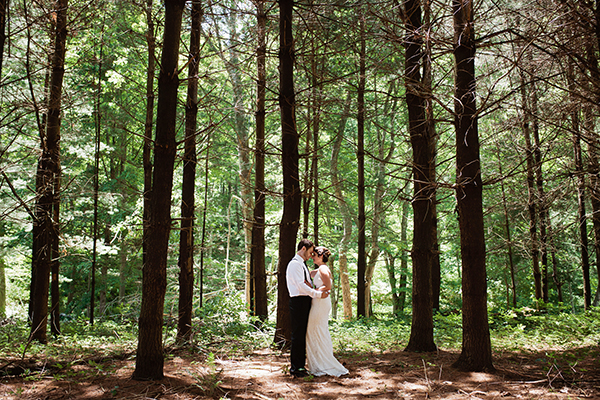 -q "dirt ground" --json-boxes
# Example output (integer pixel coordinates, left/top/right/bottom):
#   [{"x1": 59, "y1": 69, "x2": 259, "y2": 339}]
[{"x1": 1, "y1": 346, "x2": 598, "y2": 399}]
